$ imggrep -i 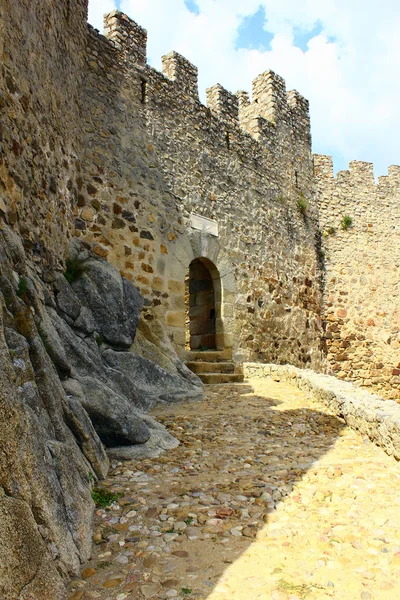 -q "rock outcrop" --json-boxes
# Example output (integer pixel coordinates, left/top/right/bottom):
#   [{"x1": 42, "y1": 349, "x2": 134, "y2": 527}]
[{"x1": 0, "y1": 227, "x2": 202, "y2": 599}]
